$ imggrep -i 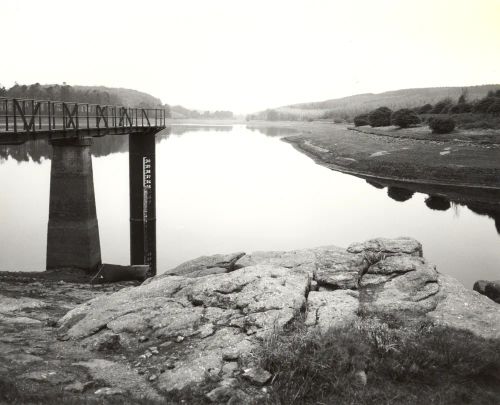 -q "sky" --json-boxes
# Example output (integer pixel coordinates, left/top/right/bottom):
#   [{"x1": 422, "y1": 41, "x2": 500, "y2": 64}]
[{"x1": 2, "y1": 0, "x2": 500, "y2": 113}]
